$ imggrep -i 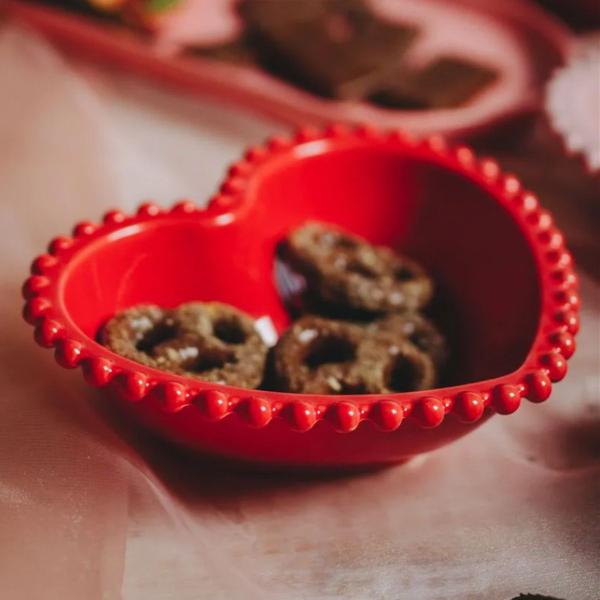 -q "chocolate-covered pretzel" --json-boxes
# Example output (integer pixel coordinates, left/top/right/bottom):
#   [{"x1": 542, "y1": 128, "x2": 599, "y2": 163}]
[
  {"x1": 101, "y1": 304, "x2": 168, "y2": 369},
  {"x1": 285, "y1": 222, "x2": 433, "y2": 314},
  {"x1": 368, "y1": 312, "x2": 447, "y2": 368},
  {"x1": 101, "y1": 302, "x2": 268, "y2": 388},
  {"x1": 272, "y1": 315, "x2": 435, "y2": 394}
]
